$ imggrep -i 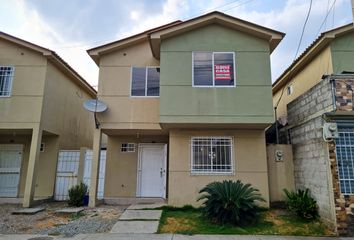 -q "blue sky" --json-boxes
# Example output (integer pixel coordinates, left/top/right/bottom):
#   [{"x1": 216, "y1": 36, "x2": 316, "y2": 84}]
[{"x1": 0, "y1": 0, "x2": 352, "y2": 86}]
